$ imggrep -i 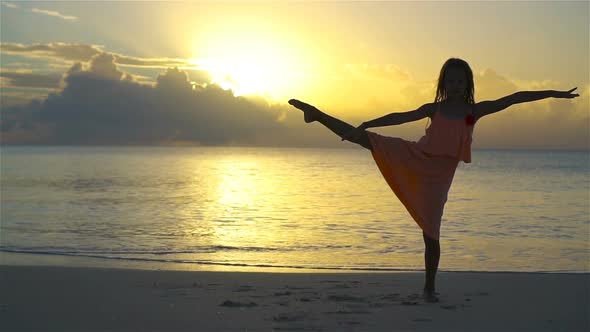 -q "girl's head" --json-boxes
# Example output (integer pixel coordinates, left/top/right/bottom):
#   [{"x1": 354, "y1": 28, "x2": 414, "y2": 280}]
[{"x1": 434, "y1": 58, "x2": 475, "y2": 104}]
